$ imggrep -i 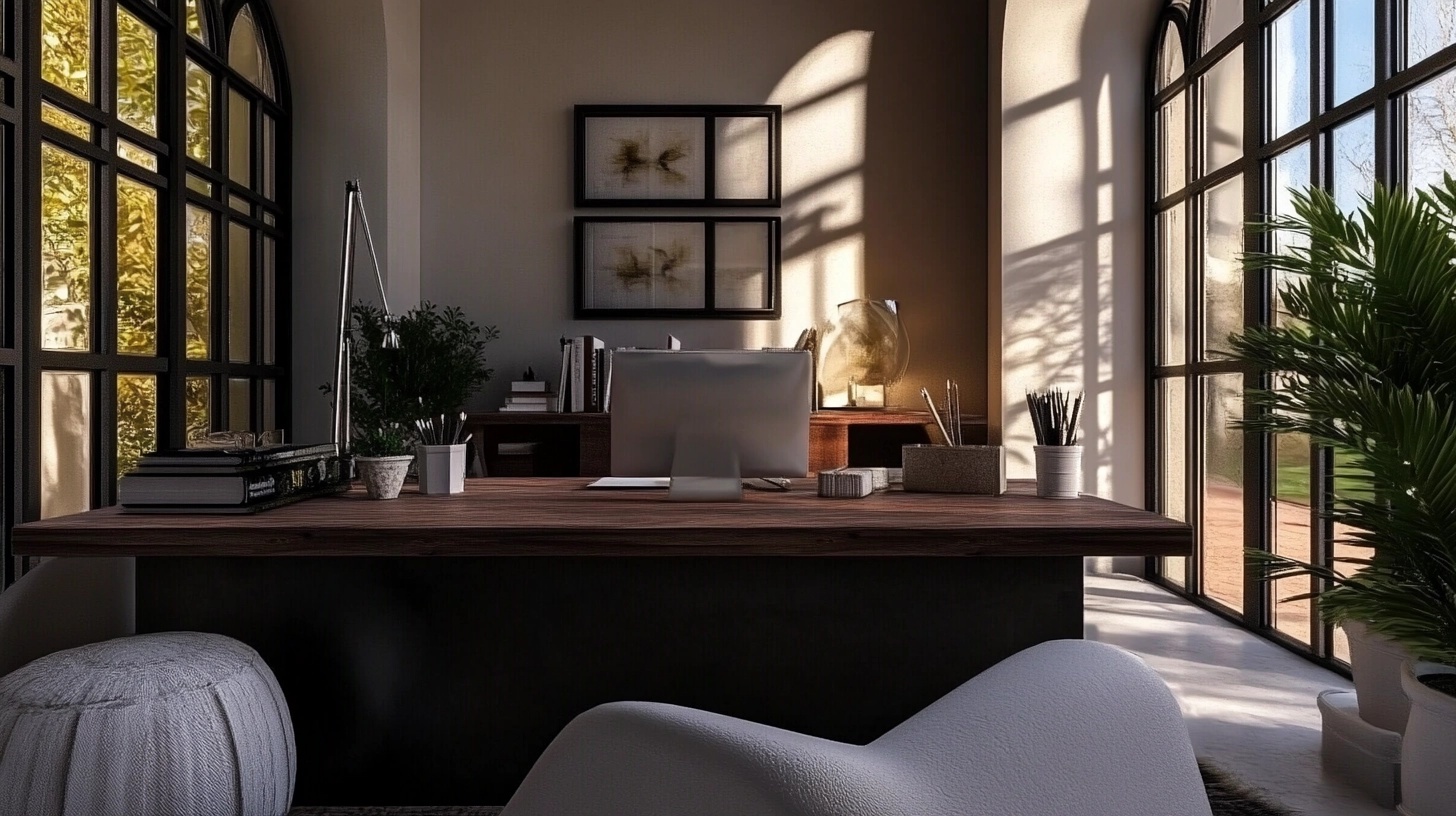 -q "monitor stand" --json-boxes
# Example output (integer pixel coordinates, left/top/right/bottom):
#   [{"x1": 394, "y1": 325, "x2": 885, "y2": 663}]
[{"x1": 669, "y1": 430, "x2": 743, "y2": 502}]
